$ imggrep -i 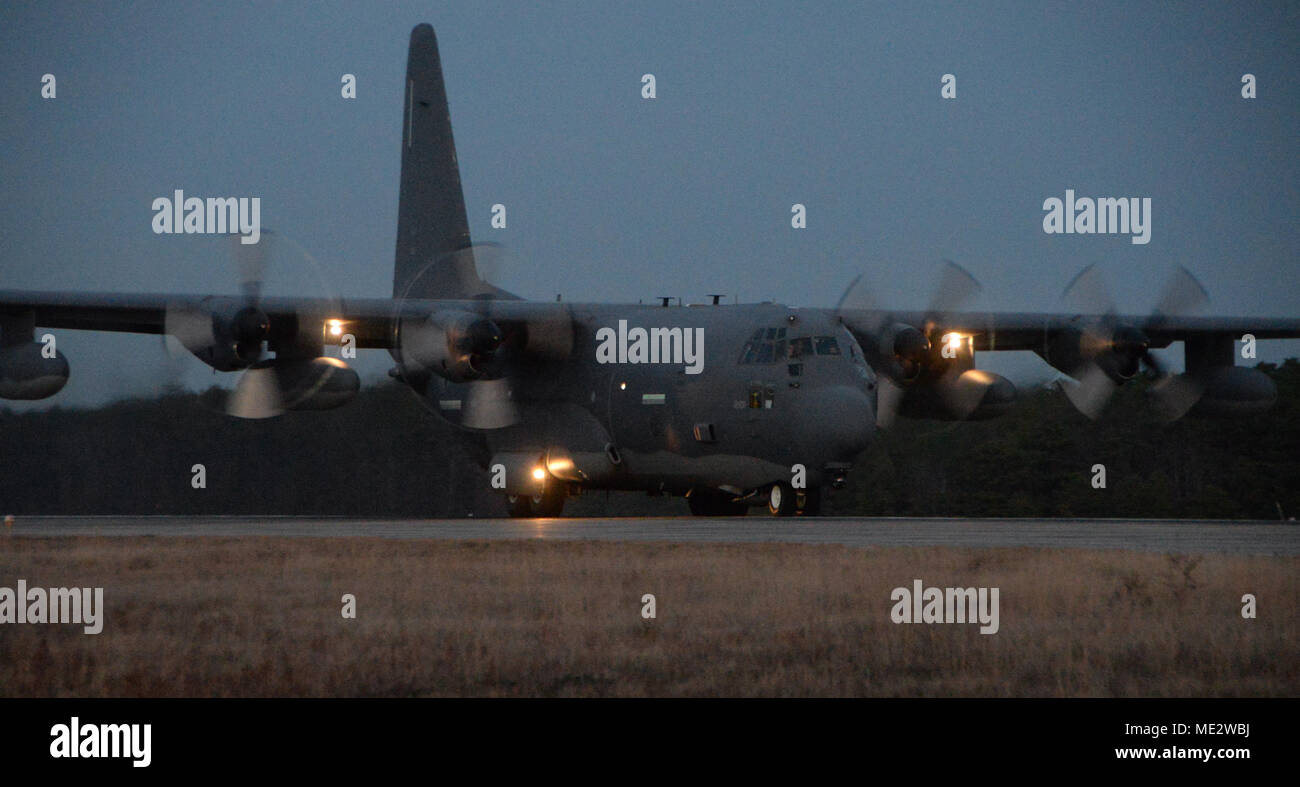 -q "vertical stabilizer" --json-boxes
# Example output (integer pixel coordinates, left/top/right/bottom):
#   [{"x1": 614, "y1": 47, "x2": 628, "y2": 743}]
[{"x1": 393, "y1": 24, "x2": 479, "y2": 299}]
